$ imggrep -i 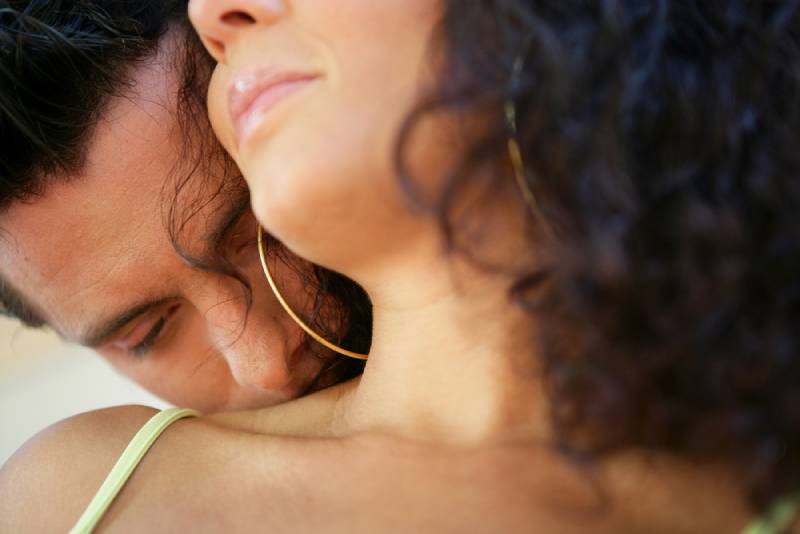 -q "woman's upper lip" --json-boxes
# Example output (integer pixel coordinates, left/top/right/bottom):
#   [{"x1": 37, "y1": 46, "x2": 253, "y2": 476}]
[{"x1": 228, "y1": 68, "x2": 318, "y2": 145}]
